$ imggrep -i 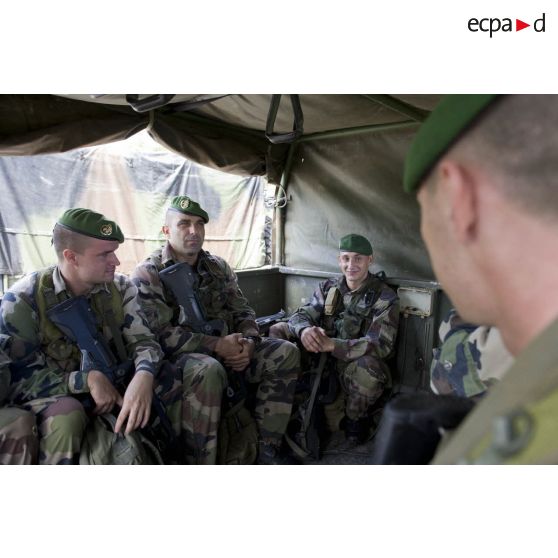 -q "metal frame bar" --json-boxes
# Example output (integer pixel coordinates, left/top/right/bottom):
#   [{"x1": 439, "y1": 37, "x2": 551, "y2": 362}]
[
  {"x1": 273, "y1": 141, "x2": 298, "y2": 266},
  {"x1": 296, "y1": 120, "x2": 419, "y2": 143},
  {"x1": 361, "y1": 94, "x2": 429, "y2": 122}
]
